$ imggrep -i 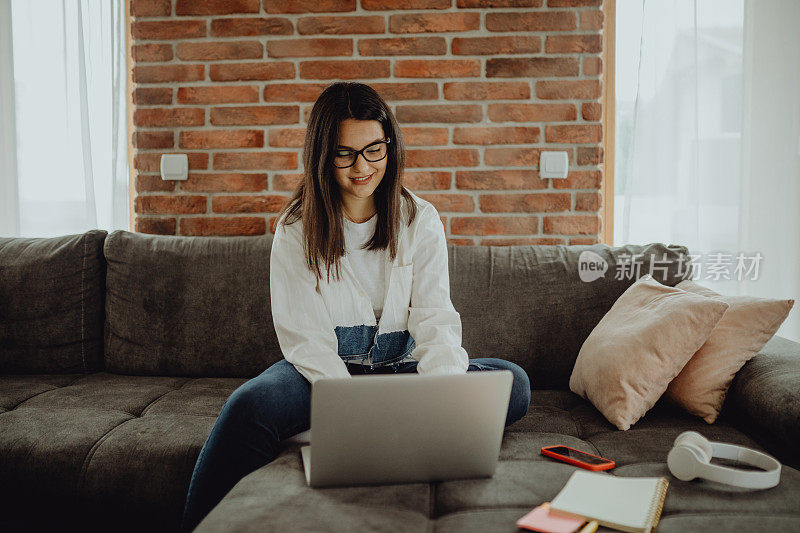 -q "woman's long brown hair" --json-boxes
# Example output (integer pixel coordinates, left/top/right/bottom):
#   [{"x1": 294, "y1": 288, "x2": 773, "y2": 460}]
[{"x1": 275, "y1": 82, "x2": 418, "y2": 283}]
